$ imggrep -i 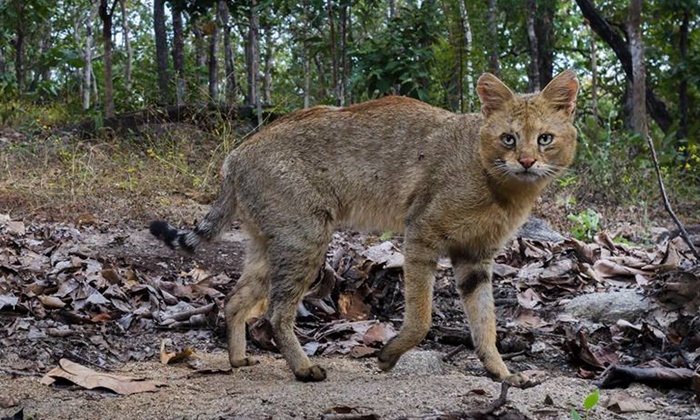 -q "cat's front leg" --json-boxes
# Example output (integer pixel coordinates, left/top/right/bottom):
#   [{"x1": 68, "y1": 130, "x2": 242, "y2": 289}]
[{"x1": 451, "y1": 256, "x2": 528, "y2": 386}]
